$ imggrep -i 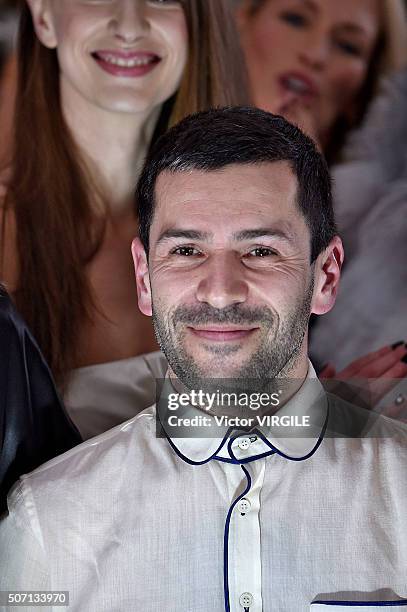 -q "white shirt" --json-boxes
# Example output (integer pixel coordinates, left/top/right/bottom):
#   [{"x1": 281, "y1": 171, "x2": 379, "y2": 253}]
[
  {"x1": 64, "y1": 351, "x2": 167, "y2": 440},
  {"x1": 1, "y1": 365, "x2": 407, "y2": 612}
]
